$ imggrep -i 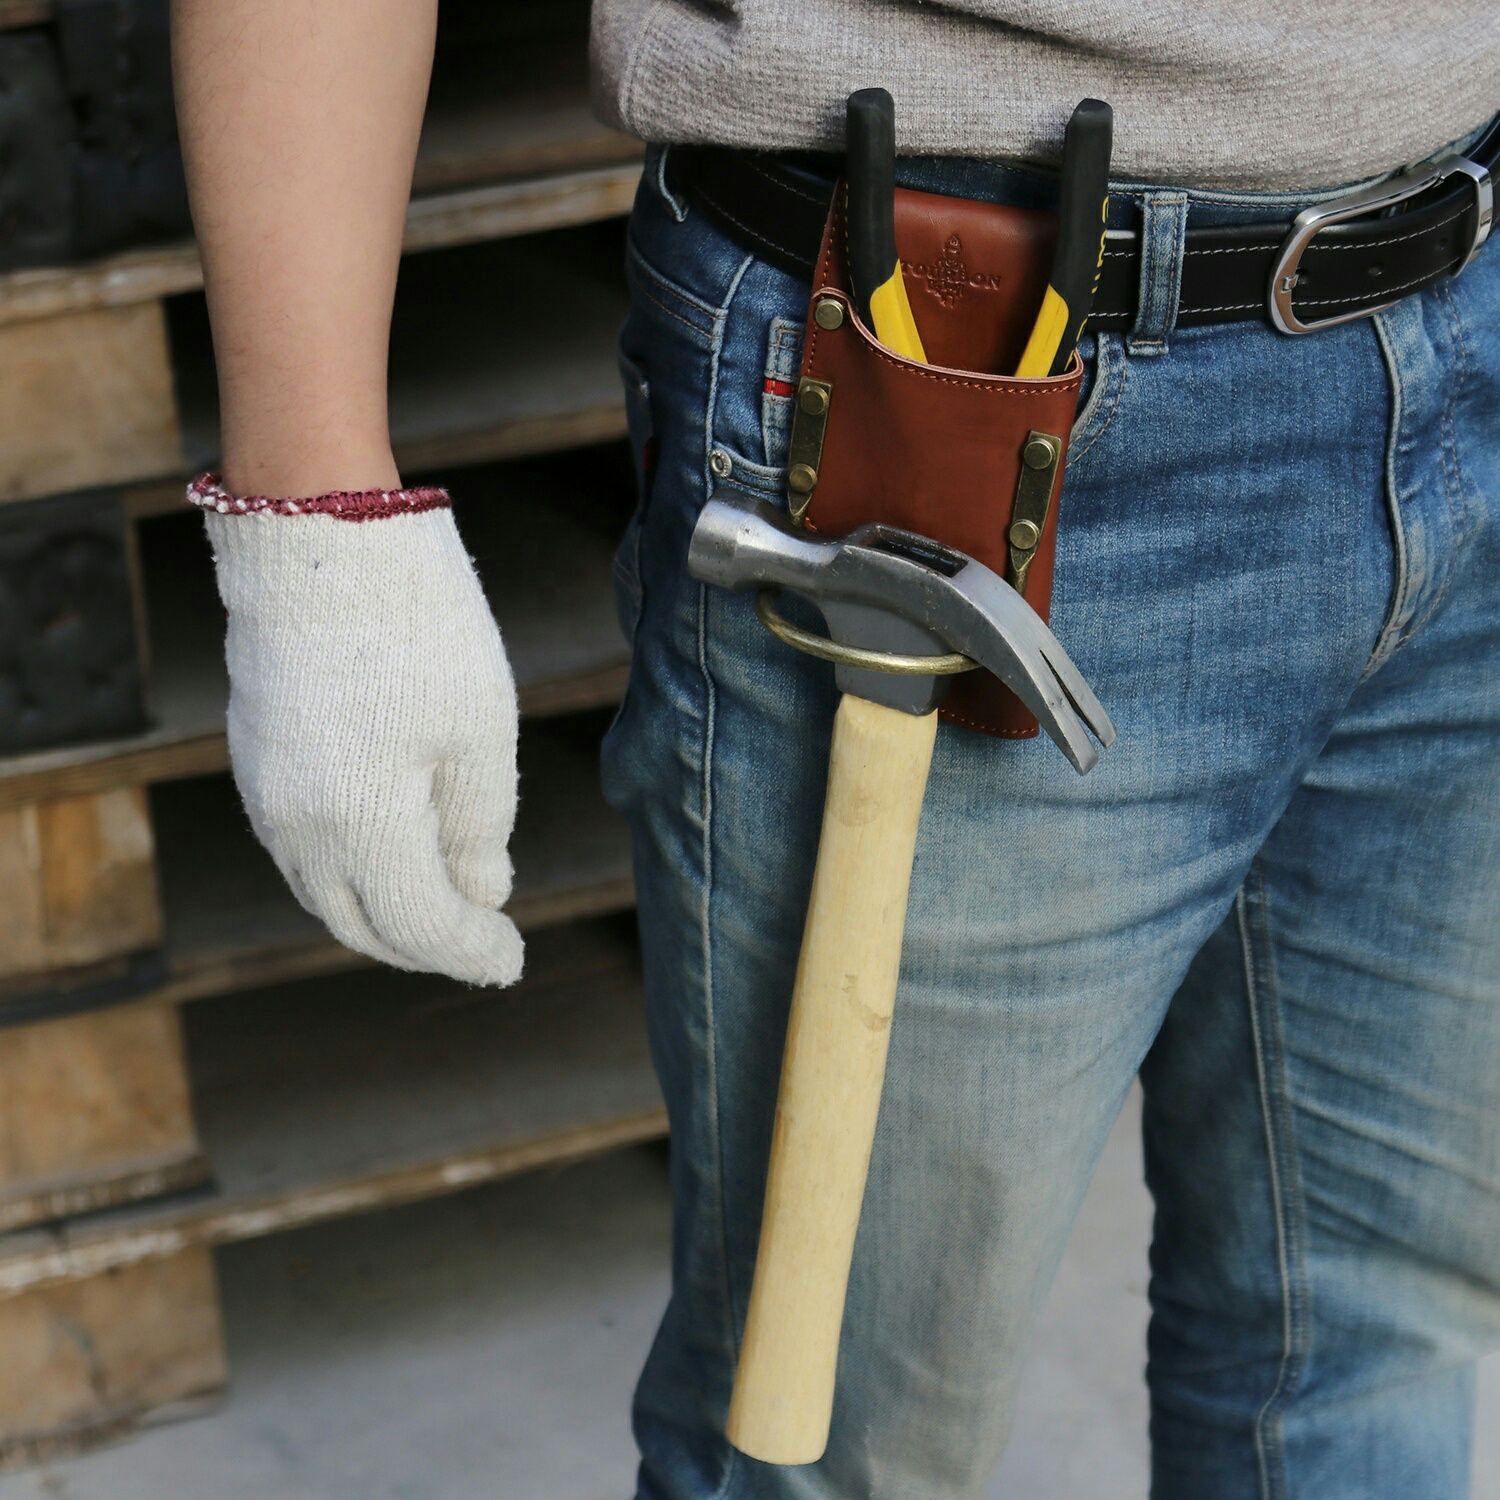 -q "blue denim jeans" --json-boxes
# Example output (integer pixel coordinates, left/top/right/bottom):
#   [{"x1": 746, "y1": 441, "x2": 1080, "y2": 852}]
[{"x1": 601, "y1": 140, "x2": 1500, "y2": 1500}]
